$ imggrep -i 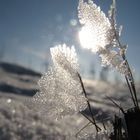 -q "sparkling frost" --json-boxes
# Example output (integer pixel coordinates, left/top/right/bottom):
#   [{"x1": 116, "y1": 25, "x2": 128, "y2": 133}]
[
  {"x1": 78, "y1": 0, "x2": 114, "y2": 52},
  {"x1": 32, "y1": 44, "x2": 87, "y2": 120},
  {"x1": 78, "y1": 0, "x2": 129, "y2": 75}
]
